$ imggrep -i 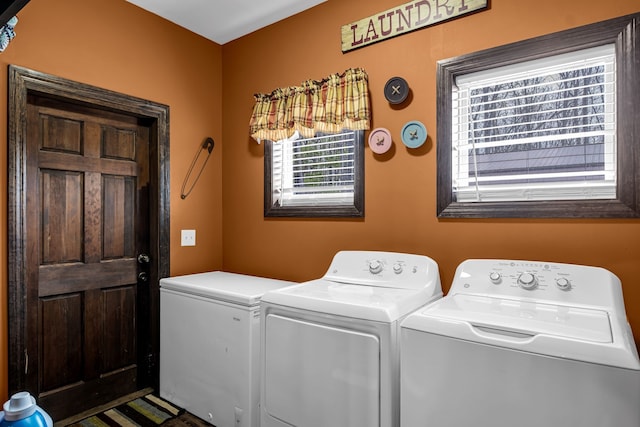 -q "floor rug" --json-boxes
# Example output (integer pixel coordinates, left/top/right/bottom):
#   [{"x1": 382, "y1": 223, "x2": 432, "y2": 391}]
[{"x1": 68, "y1": 393, "x2": 212, "y2": 427}]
